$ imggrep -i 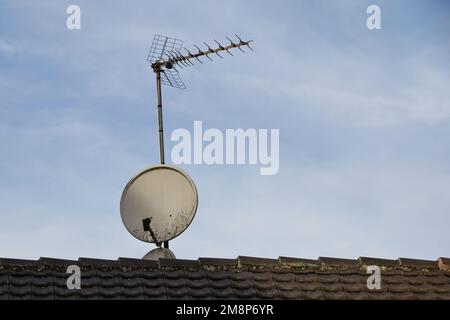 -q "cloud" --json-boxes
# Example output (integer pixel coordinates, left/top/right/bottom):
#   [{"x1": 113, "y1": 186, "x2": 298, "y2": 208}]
[
  {"x1": 216, "y1": 41, "x2": 450, "y2": 128},
  {"x1": 0, "y1": 40, "x2": 16, "y2": 55}
]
